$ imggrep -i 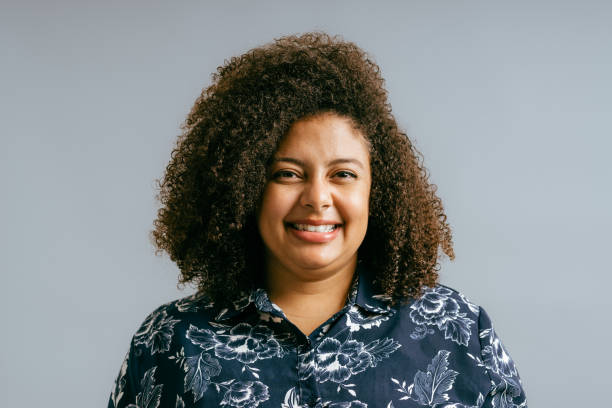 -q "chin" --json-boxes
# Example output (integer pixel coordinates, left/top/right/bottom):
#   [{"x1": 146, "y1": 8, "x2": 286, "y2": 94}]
[{"x1": 288, "y1": 253, "x2": 339, "y2": 271}]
